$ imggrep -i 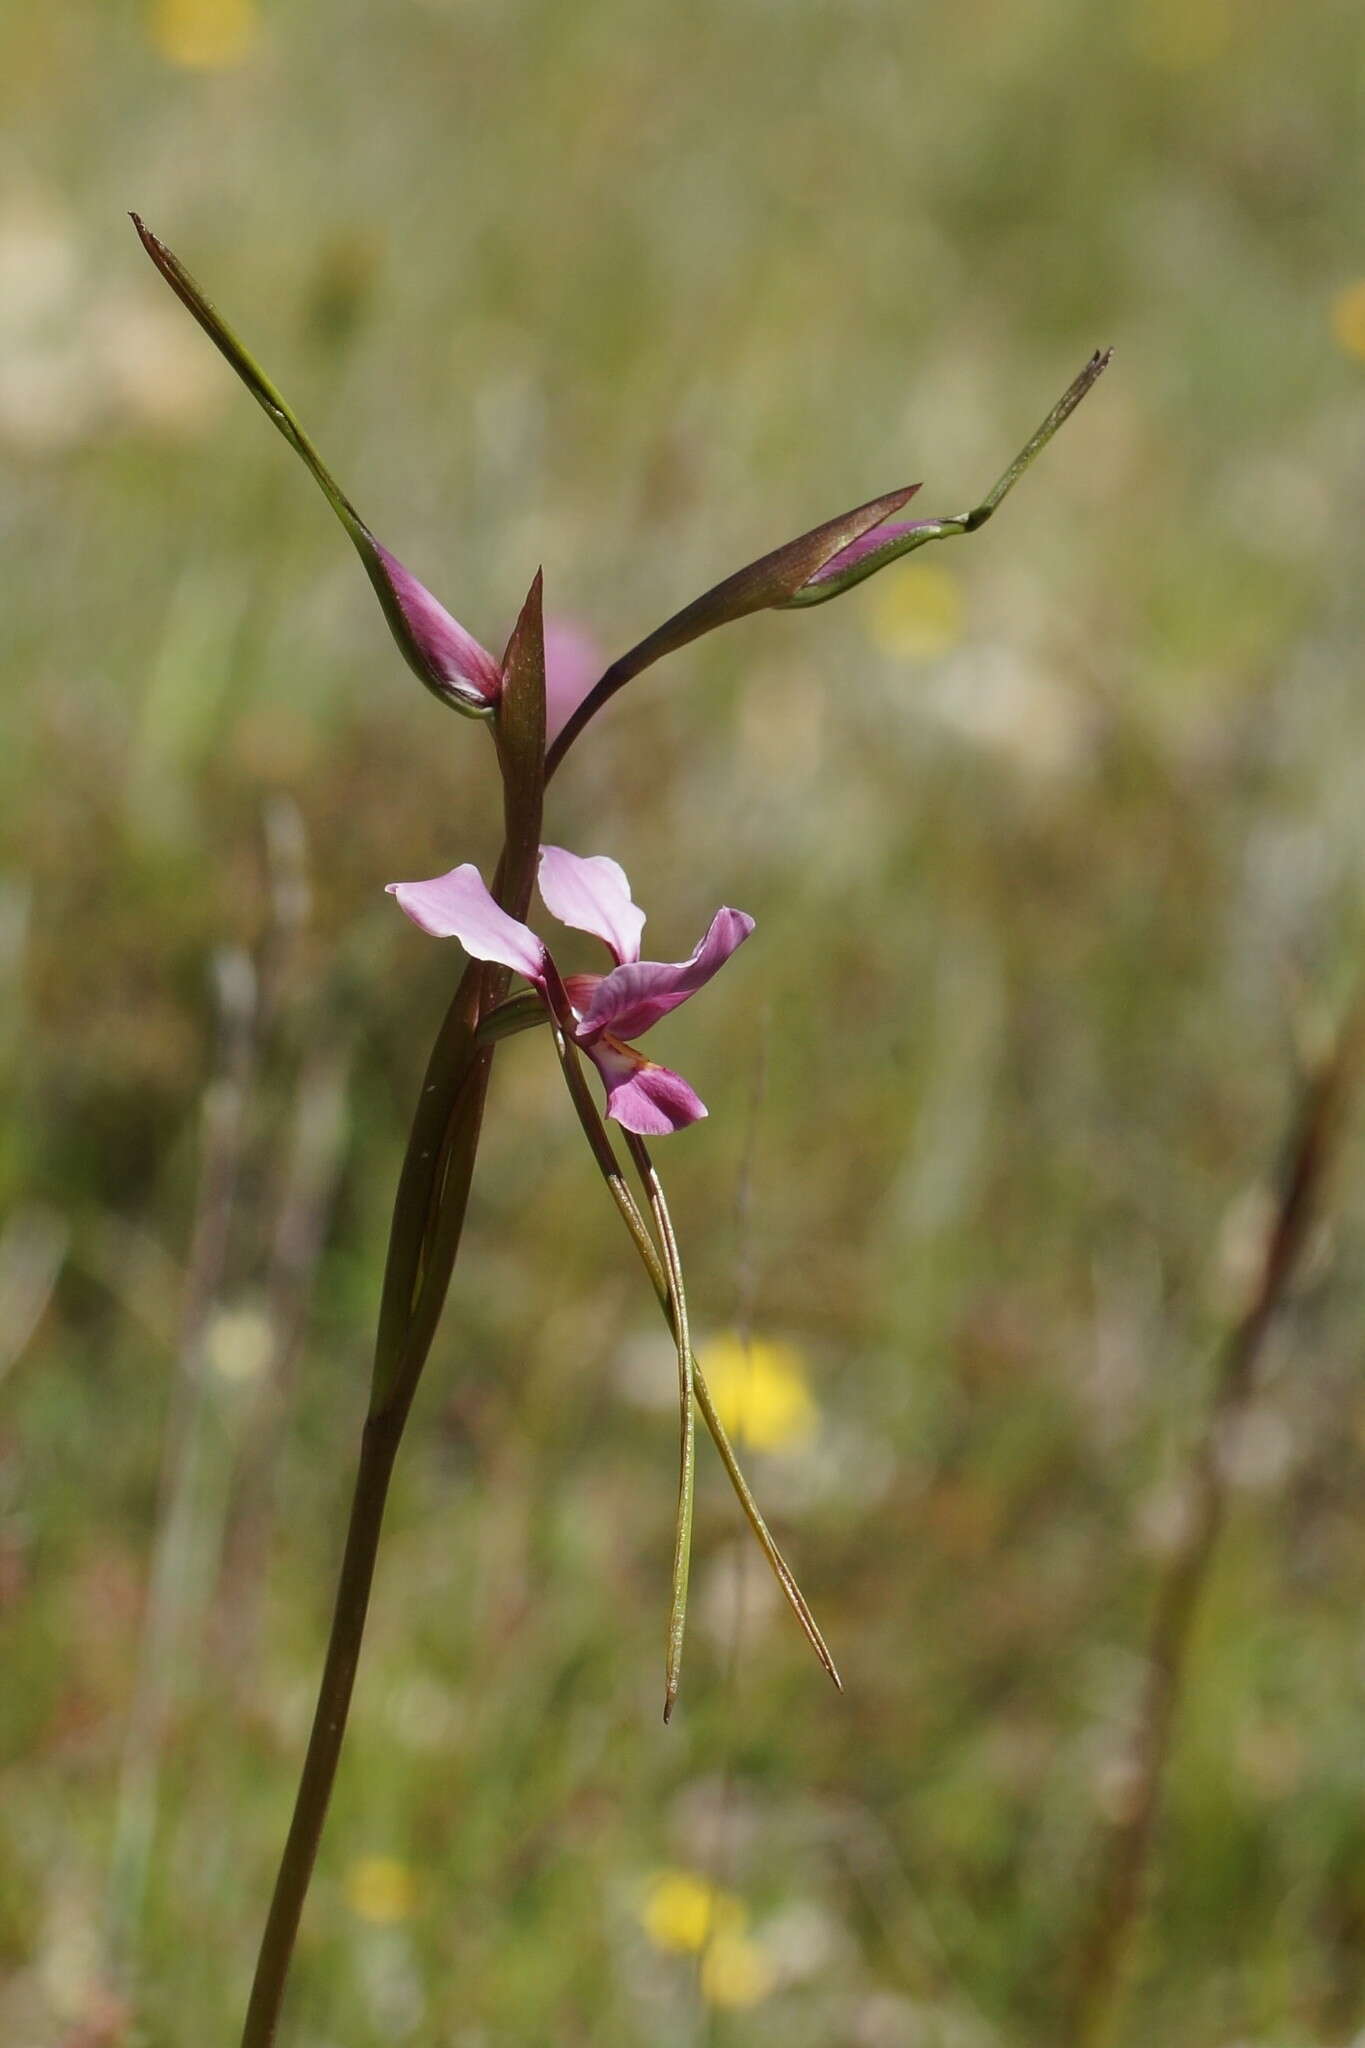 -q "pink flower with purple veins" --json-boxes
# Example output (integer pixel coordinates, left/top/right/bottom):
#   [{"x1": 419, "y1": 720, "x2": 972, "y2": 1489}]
[{"x1": 388, "y1": 848, "x2": 753, "y2": 1136}]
